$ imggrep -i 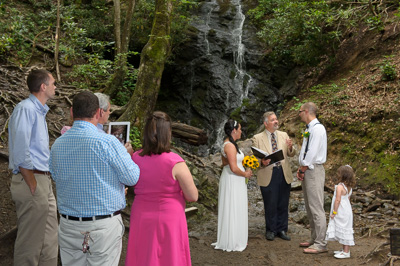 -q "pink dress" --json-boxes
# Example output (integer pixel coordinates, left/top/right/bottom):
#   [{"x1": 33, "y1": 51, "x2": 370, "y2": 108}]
[{"x1": 125, "y1": 151, "x2": 191, "y2": 266}]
